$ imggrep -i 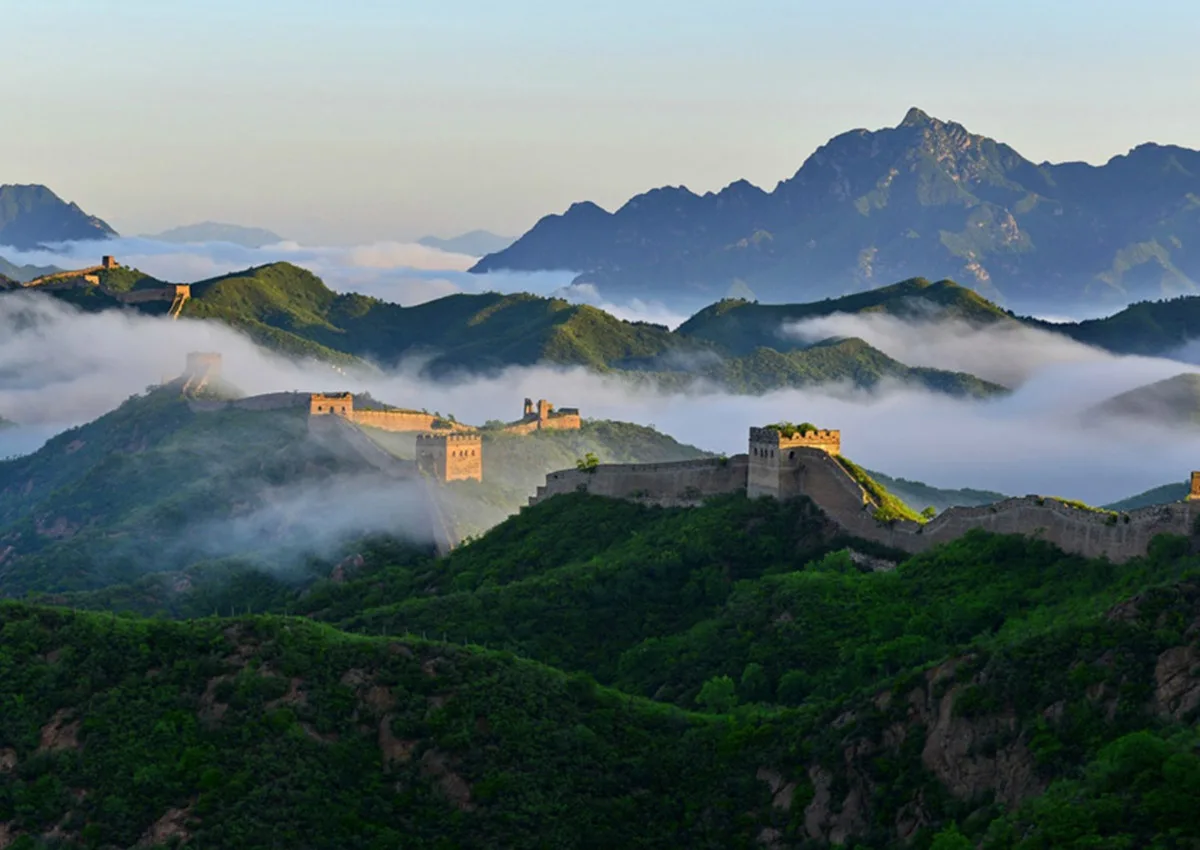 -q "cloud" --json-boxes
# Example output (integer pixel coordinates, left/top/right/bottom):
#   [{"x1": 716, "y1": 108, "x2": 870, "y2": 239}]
[
  {"x1": 782, "y1": 310, "x2": 1140, "y2": 389},
  {"x1": 3, "y1": 291, "x2": 1200, "y2": 517},
  {"x1": 551, "y1": 282, "x2": 691, "y2": 329}
]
